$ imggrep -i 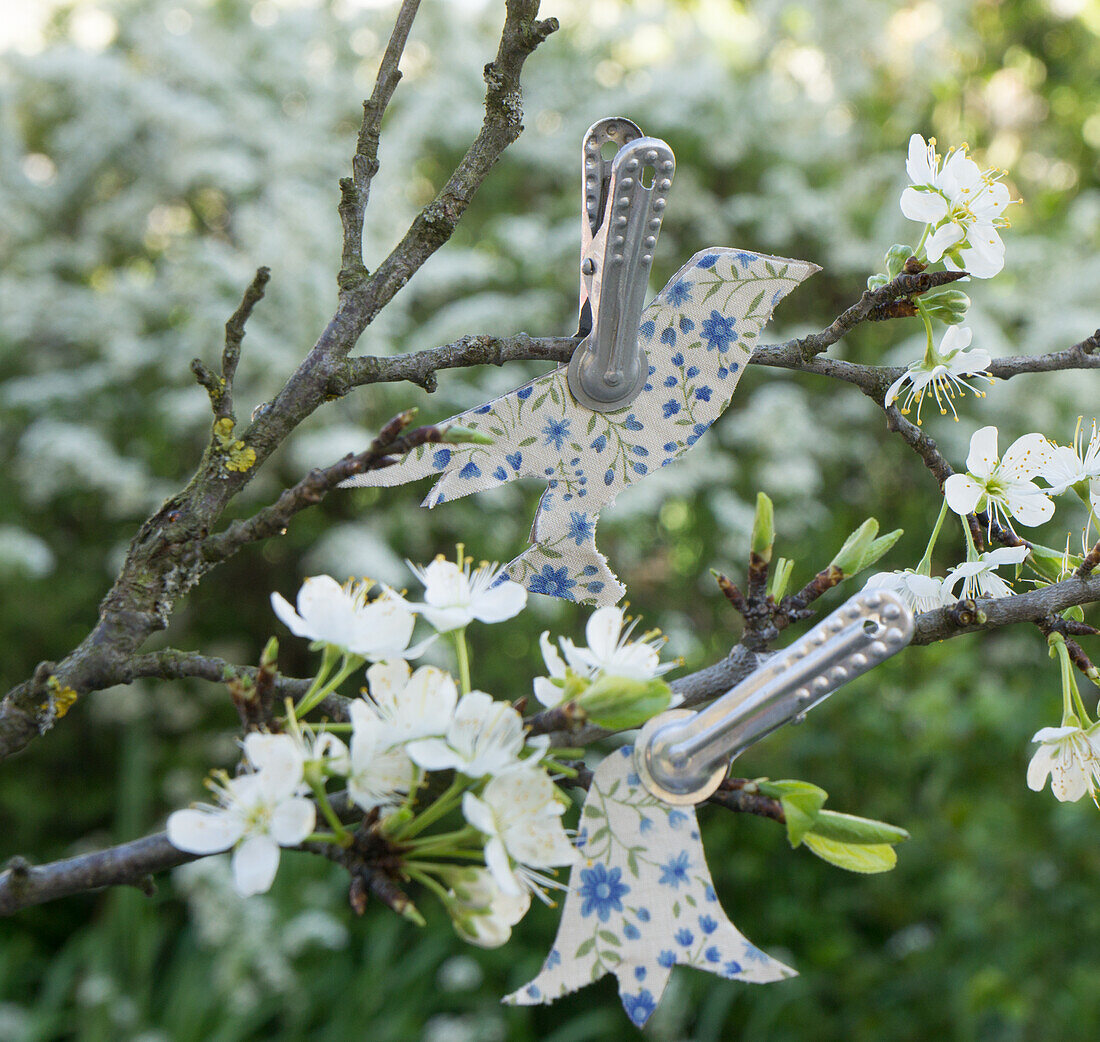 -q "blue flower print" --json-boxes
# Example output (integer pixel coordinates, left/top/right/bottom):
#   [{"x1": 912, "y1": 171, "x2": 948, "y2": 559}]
[
  {"x1": 474, "y1": 403, "x2": 492, "y2": 414},
  {"x1": 667, "y1": 810, "x2": 688, "y2": 829},
  {"x1": 704, "y1": 885, "x2": 717, "y2": 902},
  {"x1": 517, "y1": 386, "x2": 533, "y2": 400},
  {"x1": 493, "y1": 466, "x2": 507, "y2": 481},
  {"x1": 582, "y1": 564, "x2": 598, "y2": 576},
  {"x1": 735, "y1": 251, "x2": 757, "y2": 268},
  {"x1": 695, "y1": 386, "x2": 713, "y2": 402},
  {"x1": 717, "y1": 366, "x2": 729, "y2": 380},
  {"x1": 685, "y1": 365, "x2": 699, "y2": 379},
  {"x1": 670, "y1": 351, "x2": 684, "y2": 367},
  {"x1": 634, "y1": 966, "x2": 646, "y2": 981},
  {"x1": 567, "y1": 511, "x2": 594, "y2": 546},
  {"x1": 659, "y1": 851, "x2": 691, "y2": 889},
  {"x1": 662, "y1": 400, "x2": 681, "y2": 419},
  {"x1": 722, "y1": 960, "x2": 743, "y2": 978},
  {"x1": 542, "y1": 417, "x2": 571, "y2": 450},
  {"x1": 575, "y1": 827, "x2": 588, "y2": 850},
  {"x1": 623, "y1": 414, "x2": 643, "y2": 431},
  {"x1": 639, "y1": 815, "x2": 653, "y2": 833},
  {"x1": 705, "y1": 946, "x2": 721, "y2": 963},
  {"x1": 626, "y1": 771, "x2": 640, "y2": 785},
  {"x1": 584, "y1": 580, "x2": 602, "y2": 593},
  {"x1": 459, "y1": 461, "x2": 480, "y2": 480},
  {"x1": 696, "y1": 254, "x2": 719, "y2": 268},
  {"x1": 664, "y1": 375, "x2": 678, "y2": 388},
  {"x1": 701, "y1": 310, "x2": 738, "y2": 352},
  {"x1": 432, "y1": 449, "x2": 452, "y2": 469},
  {"x1": 660, "y1": 326, "x2": 676, "y2": 346},
  {"x1": 604, "y1": 469, "x2": 614, "y2": 486},
  {"x1": 526, "y1": 984, "x2": 541, "y2": 999},
  {"x1": 699, "y1": 915, "x2": 718, "y2": 935},
  {"x1": 663, "y1": 441, "x2": 677, "y2": 453},
  {"x1": 658, "y1": 950, "x2": 676, "y2": 968},
  {"x1": 639, "y1": 320, "x2": 656, "y2": 339},
  {"x1": 666, "y1": 278, "x2": 693, "y2": 305},
  {"x1": 505, "y1": 451, "x2": 522, "y2": 471},
  {"x1": 637, "y1": 907, "x2": 651, "y2": 922},
  {"x1": 631, "y1": 461, "x2": 647, "y2": 475},
  {"x1": 590, "y1": 434, "x2": 607, "y2": 453},
  {"x1": 546, "y1": 948, "x2": 561, "y2": 968},
  {"x1": 743, "y1": 943, "x2": 768, "y2": 963},
  {"x1": 679, "y1": 315, "x2": 695, "y2": 333},
  {"x1": 528, "y1": 565, "x2": 575, "y2": 599},
  {"x1": 578, "y1": 864, "x2": 630, "y2": 922},
  {"x1": 618, "y1": 746, "x2": 633, "y2": 758},
  {"x1": 675, "y1": 928, "x2": 694, "y2": 947},
  {"x1": 624, "y1": 922, "x2": 640, "y2": 940},
  {"x1": 632, "y1": 445, "x2": 649, "y2": 456},
  {"x1": 622, "y1": 989, "x2": 656, "y2": 1027}
]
